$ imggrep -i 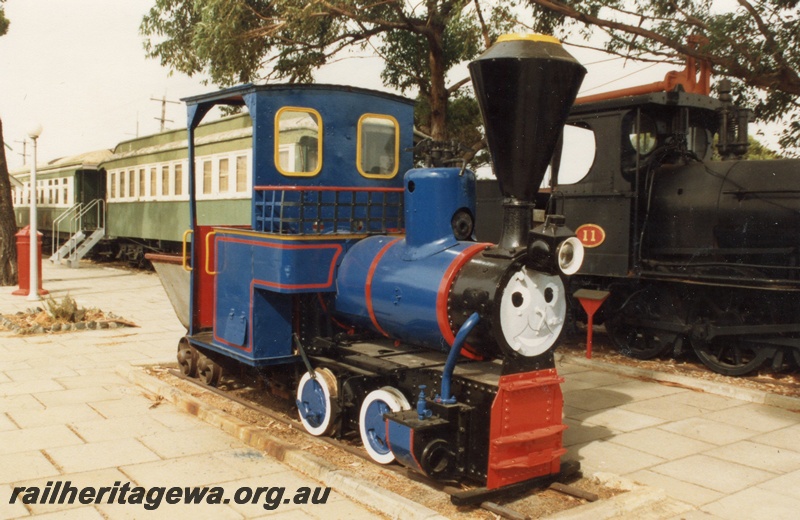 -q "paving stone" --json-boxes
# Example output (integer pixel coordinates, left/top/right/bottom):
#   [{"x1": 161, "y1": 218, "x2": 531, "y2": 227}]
[
  {"x1": 604, "y1": 380, "x2": 688, "y2": 401},
  {"x1": 34, "y1": 386, "x2": 124, "y2": 407},
  {"x1": 0, "y1": 483, "x2": 30, "y2": 519},
  {"x1": 0, "y1": 424, "x2": 84, "y2": 456},
  {"x1": 8, "y1": 468, "x2": 130, "y2": 515},
  {"x1": 652, "y1": 454, "x2": 774, "y2": 494},
  {"x1": 96, "y1": 502, "x2": 244, "y2": 520},
  {"x1": 659, "y1": 417, "x2": 759, "y2": 446},
  {"x1": 14, "y1": 507, "x2": 105, "y2": 519},
  {"x1": 220, "y1": 475, "x2": 345, "y2": 519},
  {"x1": 571, "y1": 406, "x2": 666, "y2": 433},
  {"x1": 0, "y1": 379, "x2": 64, "y2": 397},
  {"x1": 0, "y1": 450, "x2": 60, "y2": 484},
  {"x1": 45, "y1": 438, "x2": 161, "y2": 473},
  {"x1": 0, "y1": 413, "x2": 17, "y2": 432},
  {"x1": 87, "y1": 395, "x2": 163, "y2": 419},
  {"x1": 757, "y1": 468, "x2": 800, "y2": 494},
  {"x1": 701, "y1": 486, "x2": 800, "y2": 520},
  {"x1": 567, "y1": 440, "x2": 667, "y2": 476},
  {"x1": 705, "y1": 440, "x2": 800, "y2": 474},
  {"x1": 138, "y1": 427, "x2": 243, "y2": 458},
  {"x1": 702, "y1": 403, "x2": 800, "y2": 434},
  {"x1": 69, "y1": 415, "x2": 172, "y2": 443},
  {"x1": 7, "y1": 404, "x2": 104, "y2": 429},
  {"x1": 563, "y1": 369, "x2": 631, "y2": 387},
  {"x1": 4, "y1": 365, "x2": 80, "y2": 382},
  {"x1": 752, "y1": 423, "x2": 800, "y2": 452},
  {"x1": 609, "y1": 428, "x2": 716, "y2": 460},
  {"x1": 54, "y1": 372, "x2": 130, "y2": 390},
  {"x1": 0, "y1": 393, "x2": 46, "y2": 412},
  {"x1": 120, "y1": 451, "x2": 289, "y2": 489},
  {"x1": 628, "y1": 469, "x2": 724, "y2": 507},
  {"x1": 563, "y1": 417, "x2": 618, "y2": 447},
  {"x1": 563, "y1": 387, "x2": 634, "y2": 412}
]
